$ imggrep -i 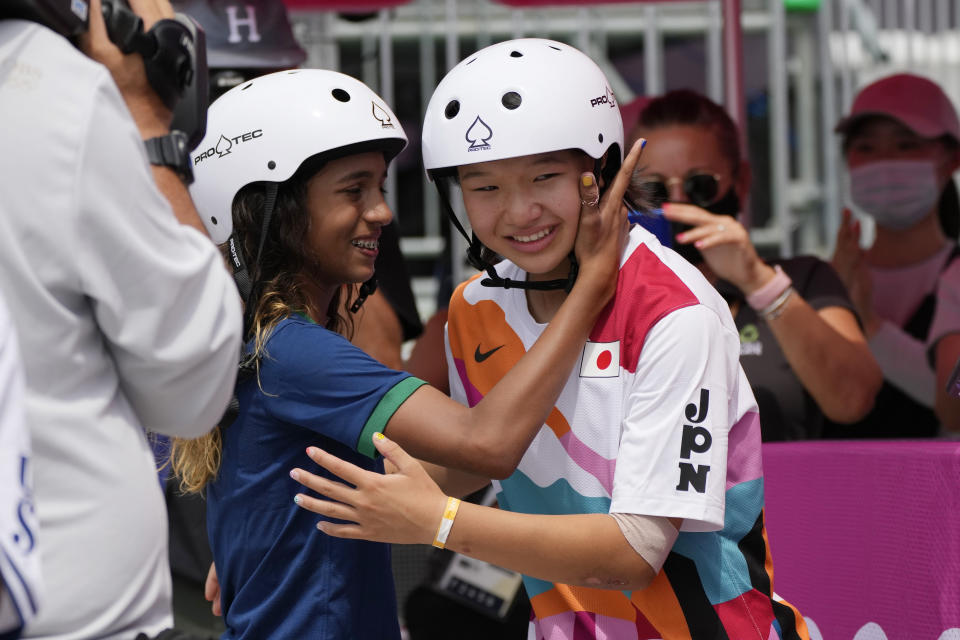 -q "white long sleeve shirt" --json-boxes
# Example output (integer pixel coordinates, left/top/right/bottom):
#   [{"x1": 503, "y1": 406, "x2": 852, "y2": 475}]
[
  {"x1": 0, "y1": 292, "x2": 41, "y2": 637},
  {"x1": 0, "y1": 21, "x2": 242, "y2": 639}
]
